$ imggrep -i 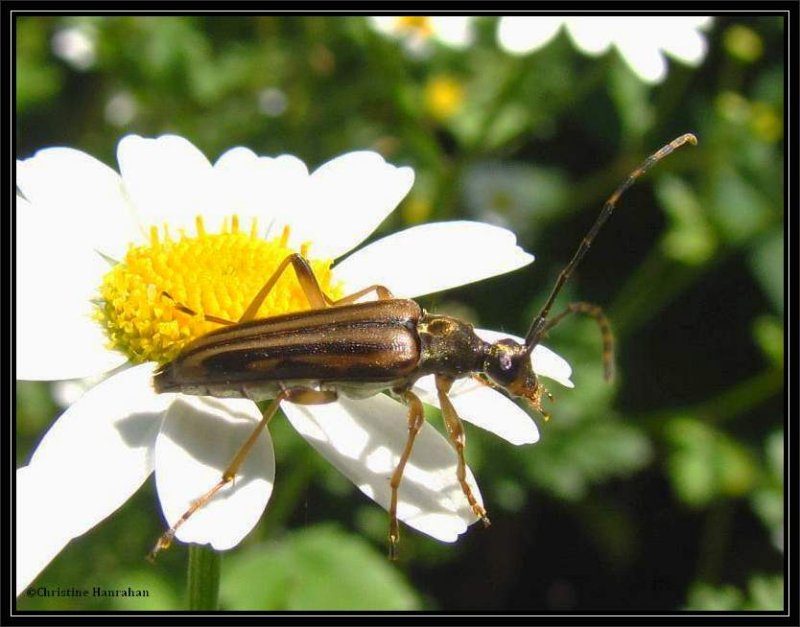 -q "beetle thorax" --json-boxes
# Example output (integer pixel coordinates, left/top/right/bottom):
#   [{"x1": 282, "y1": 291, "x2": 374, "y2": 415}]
[{"x1": 417, "y1": 314, "x2": 488, "y2": 378}]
